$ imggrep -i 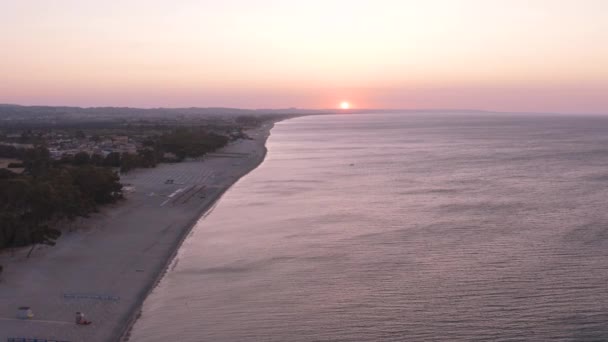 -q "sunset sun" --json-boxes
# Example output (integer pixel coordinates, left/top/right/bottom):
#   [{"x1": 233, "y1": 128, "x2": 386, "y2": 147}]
[{"x1": 340, "y1": 101, "x2": 350, "y2": 110}]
